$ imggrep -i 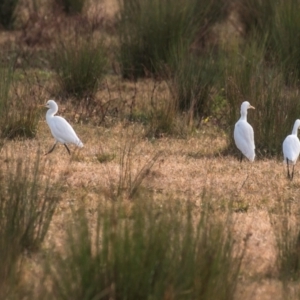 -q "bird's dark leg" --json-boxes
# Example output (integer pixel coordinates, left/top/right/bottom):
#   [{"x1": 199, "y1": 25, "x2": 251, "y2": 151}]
[
  {"x1": 286, "y1": 158, "x2": 291, "y2": 179},
  {"x1": 64, "y1": 144, "x2": 71, "y2": 155},
  {"x1": 292, "y1": 164, "x2": 295, "y2": 180},
  {"x1": 239, "y1": 153, "x2": 243, "y2": 162},
  {"x1": 45, "y1": 142, "x2": 57, "y2": 155}
]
